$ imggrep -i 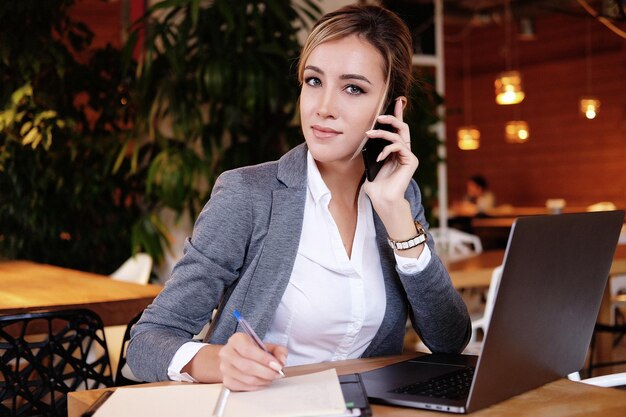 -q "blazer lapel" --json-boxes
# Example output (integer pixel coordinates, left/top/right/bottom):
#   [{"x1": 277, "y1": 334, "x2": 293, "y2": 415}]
[{"x1": 242, "y1": 144, "x2": 308, "y2": 338}]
